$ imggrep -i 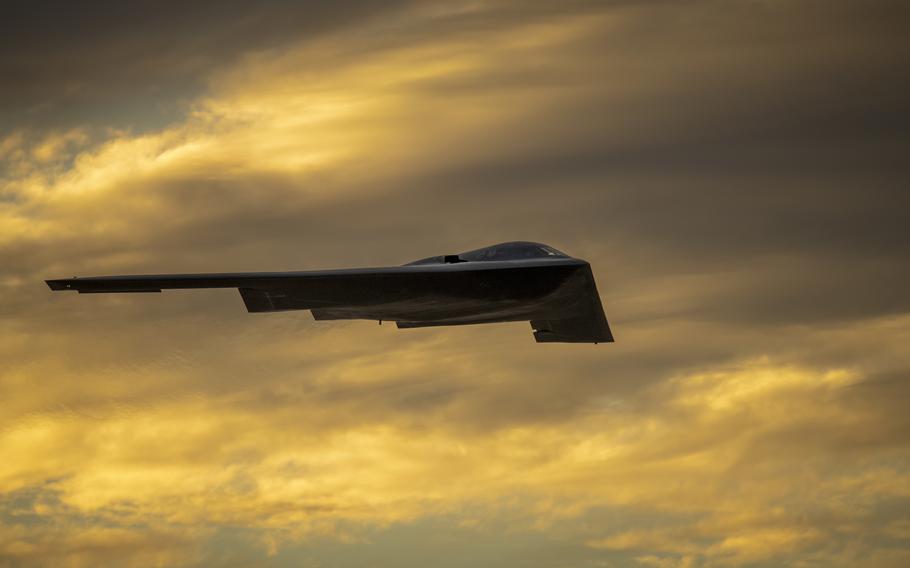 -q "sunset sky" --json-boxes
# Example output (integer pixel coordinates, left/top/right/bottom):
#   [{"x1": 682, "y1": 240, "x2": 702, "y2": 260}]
[{"x1": 2, "y1": 1, "x2": 909, "y2": 566}]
